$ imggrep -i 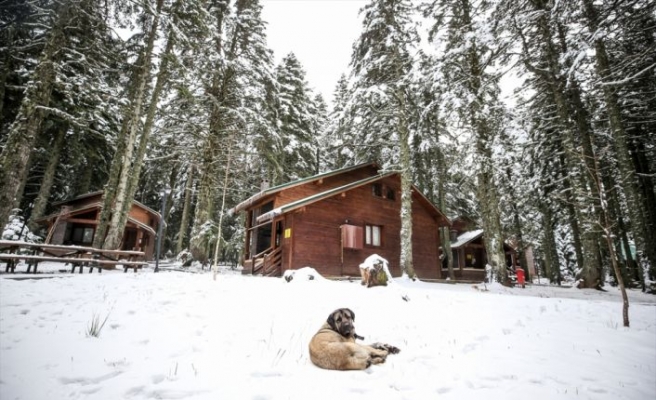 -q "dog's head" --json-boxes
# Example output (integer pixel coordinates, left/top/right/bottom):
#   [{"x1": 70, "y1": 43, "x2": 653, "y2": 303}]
[{"x1": 327, "y1": 308, "x2": 356, "y2": 338}]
